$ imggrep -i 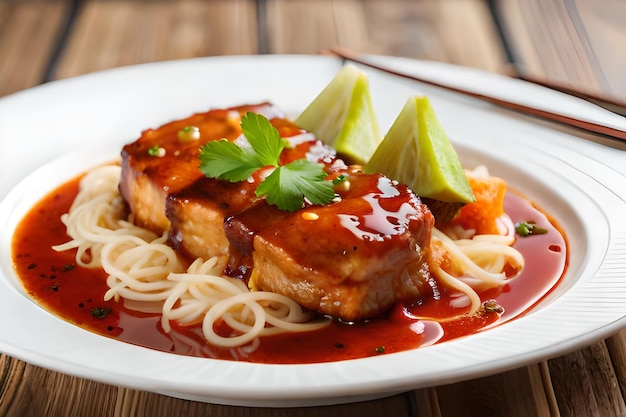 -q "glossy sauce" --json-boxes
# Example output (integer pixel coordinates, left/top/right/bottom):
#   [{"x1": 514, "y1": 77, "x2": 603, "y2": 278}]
[
  {"x1": 222, "y1": 168, "x2": 433, "y2": 321},
  {"x1": 12, "y1": 177, "x2": 567, "y2": 364}
]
